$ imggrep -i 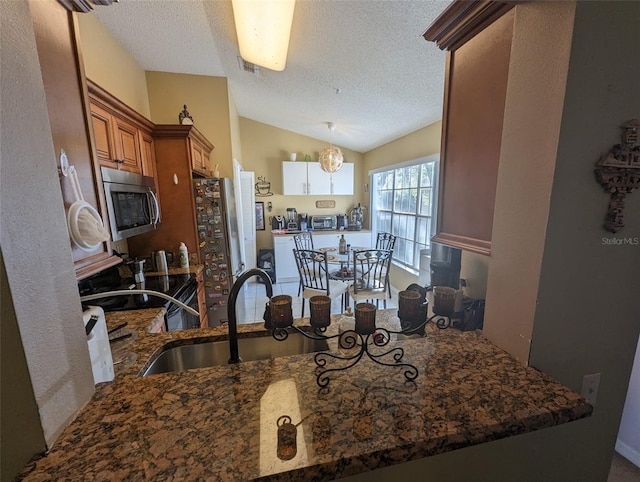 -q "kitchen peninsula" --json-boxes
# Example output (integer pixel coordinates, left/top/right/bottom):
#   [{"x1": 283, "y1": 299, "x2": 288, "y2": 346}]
[{"x1": 20, "y1": 310, "x2": 592, "y2": 481}]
